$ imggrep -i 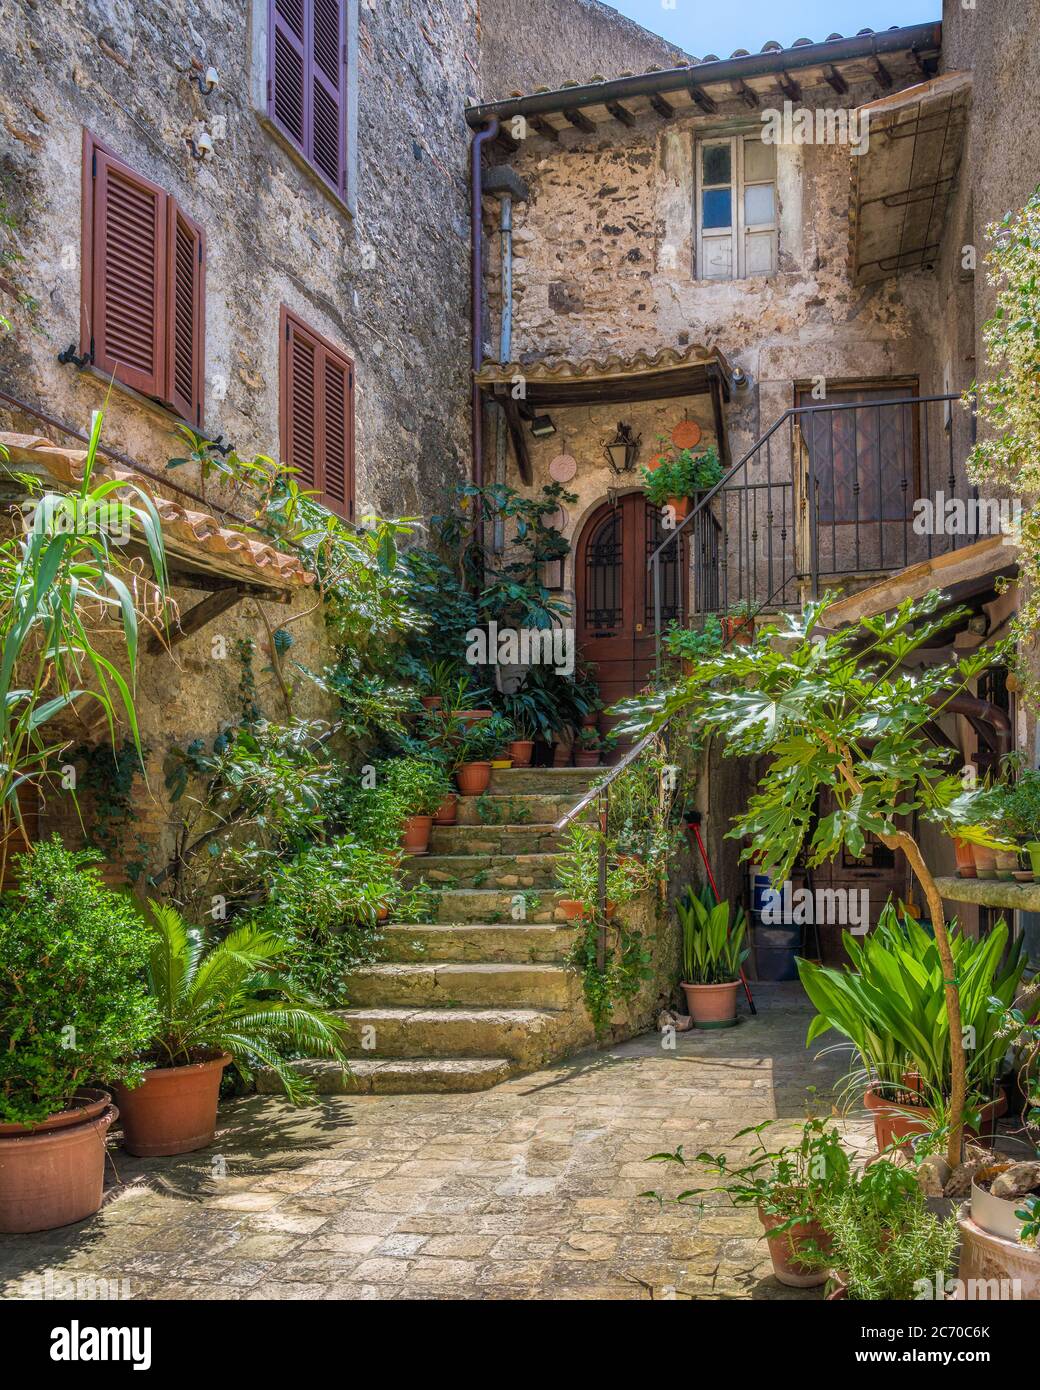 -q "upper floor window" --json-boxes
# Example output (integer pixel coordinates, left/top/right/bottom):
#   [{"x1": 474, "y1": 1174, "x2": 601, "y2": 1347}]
[
  {"x1": 695, "y1": 133, "x2": 777, "y2": 281},
  {"x1": 81, "y1": 133, "x2": 205, "y2": 427},
  {"x1": 267, "y1": 0, "x2": 348, "y2": 198},
  {"x1": 279, "y1": 305, "x2": 355, "y2": 520}
]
